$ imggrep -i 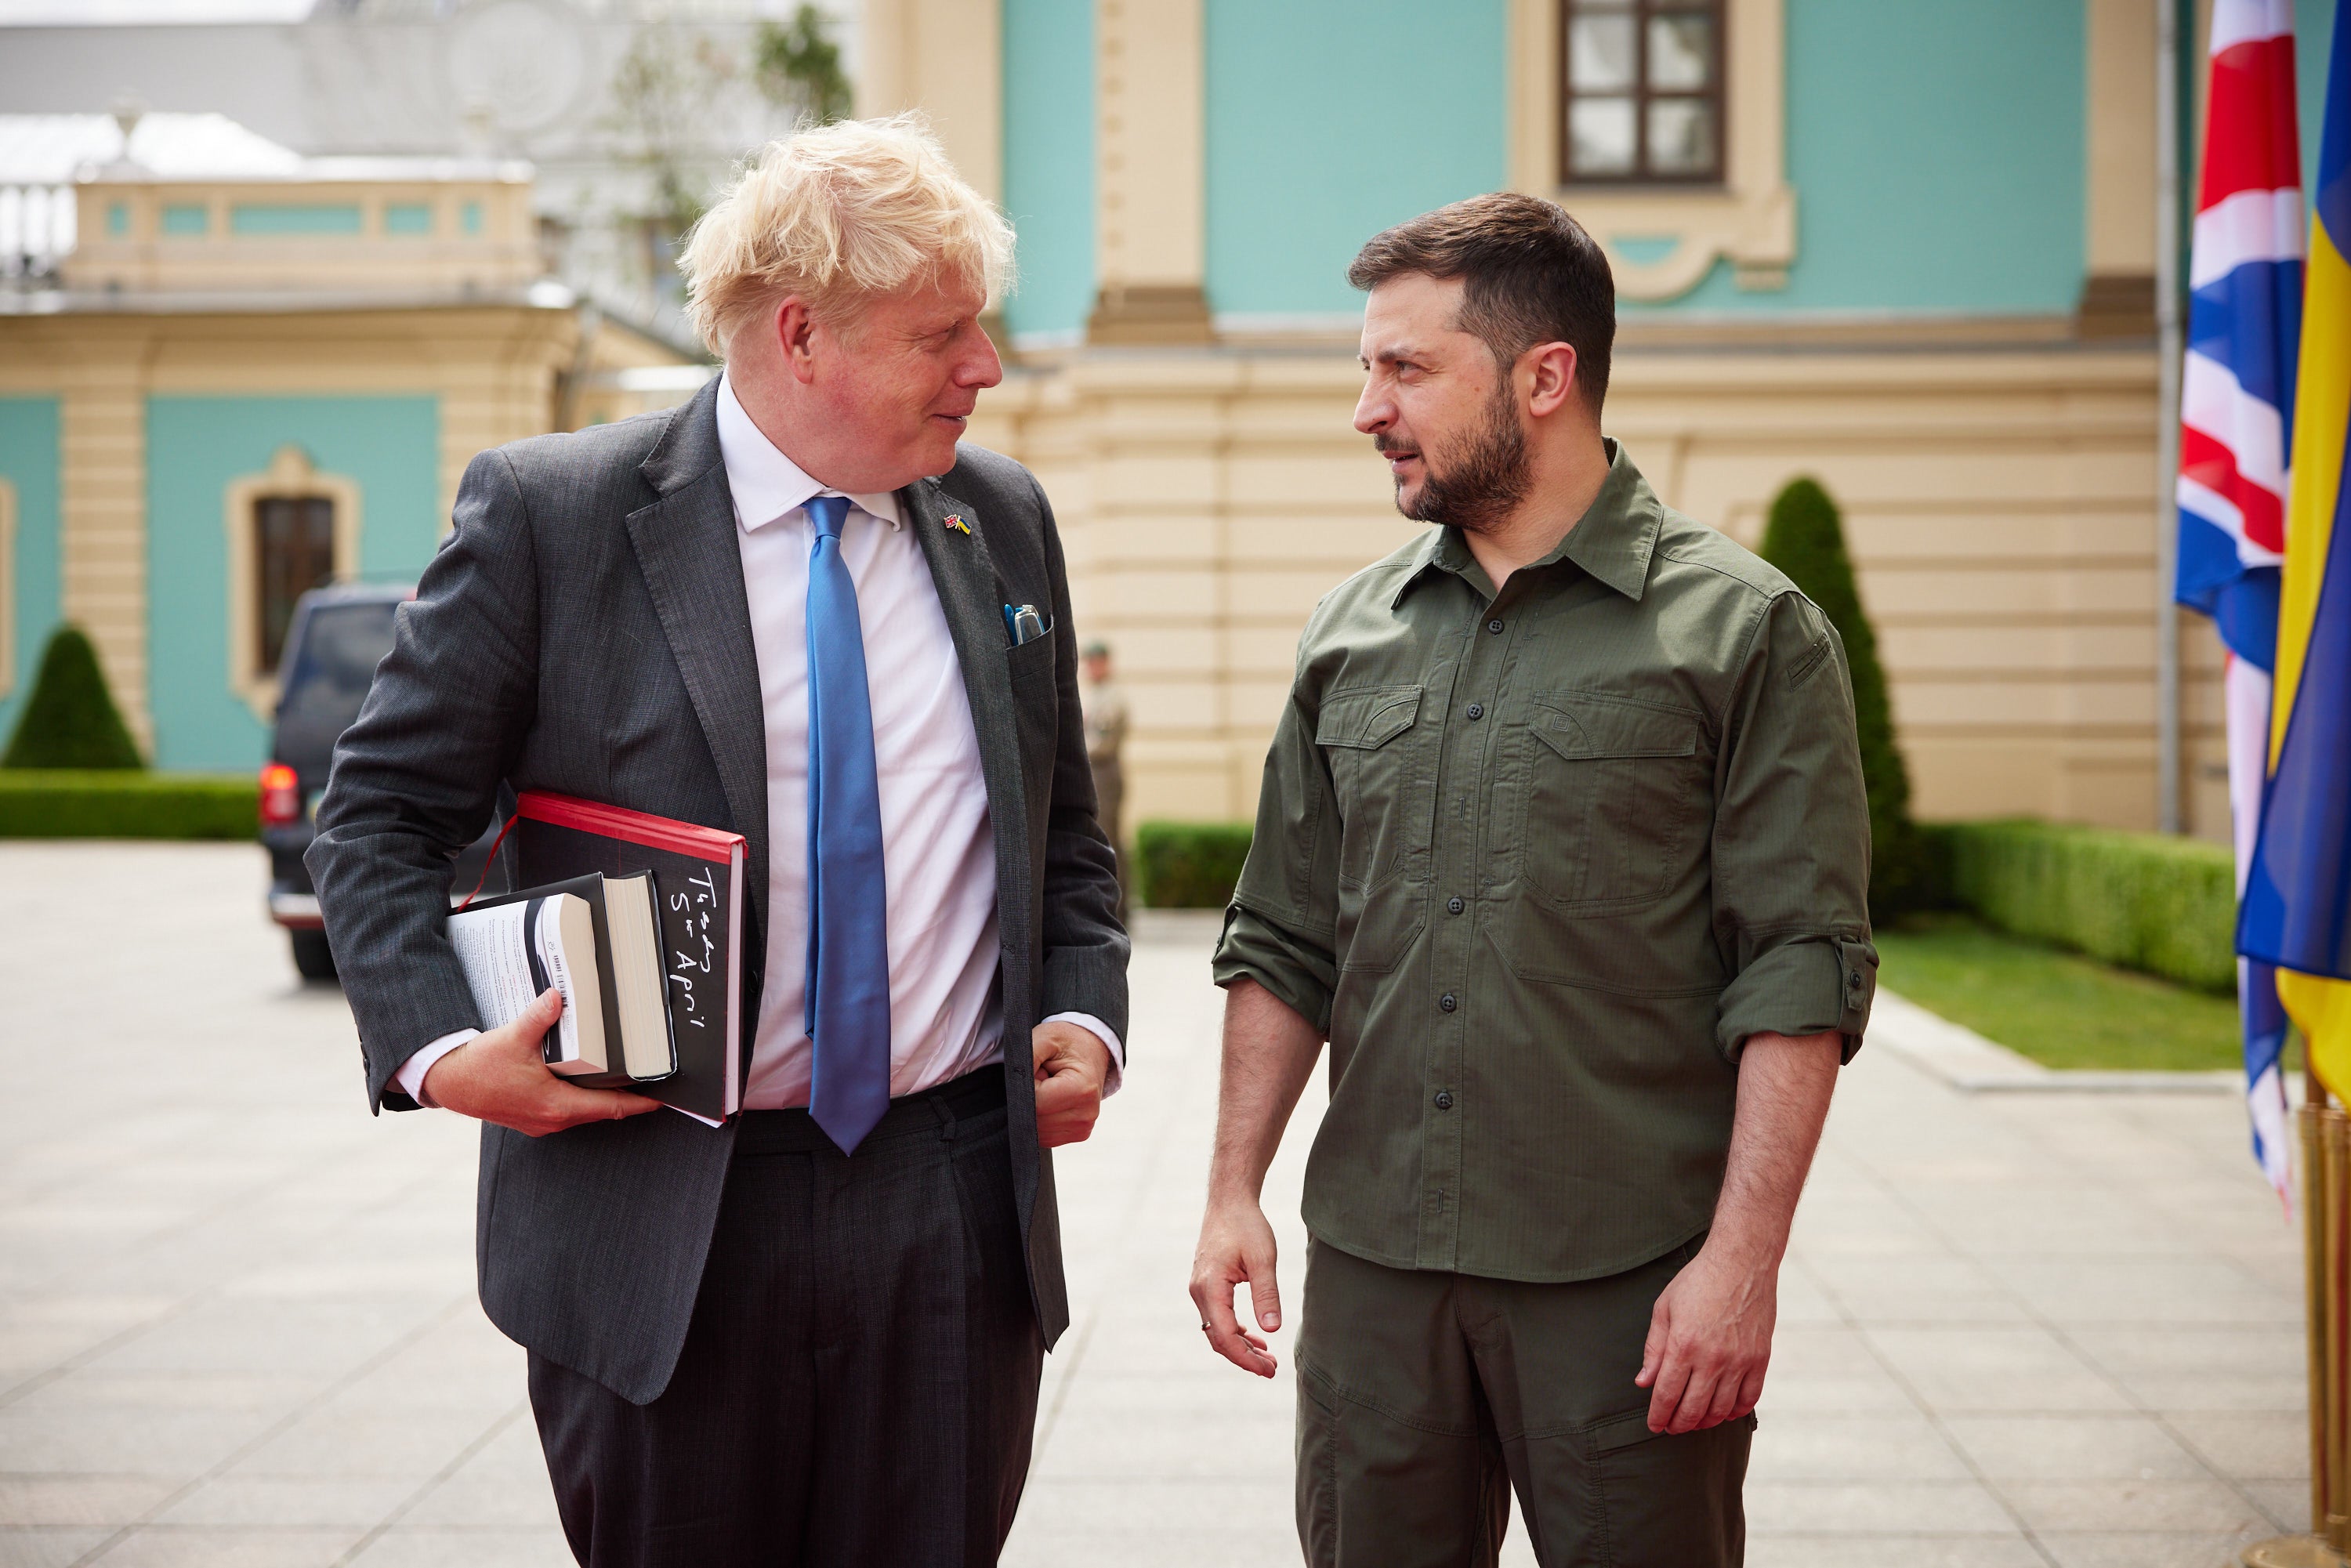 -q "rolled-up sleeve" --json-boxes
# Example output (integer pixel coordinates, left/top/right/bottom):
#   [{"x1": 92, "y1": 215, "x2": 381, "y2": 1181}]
[
  {"x1": 1211, "y1": 672, "x2": 1341, "y2": 1036},
  {"x1": 1710, "y1": 590, "x2": 1878, "y2": 1063}
]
